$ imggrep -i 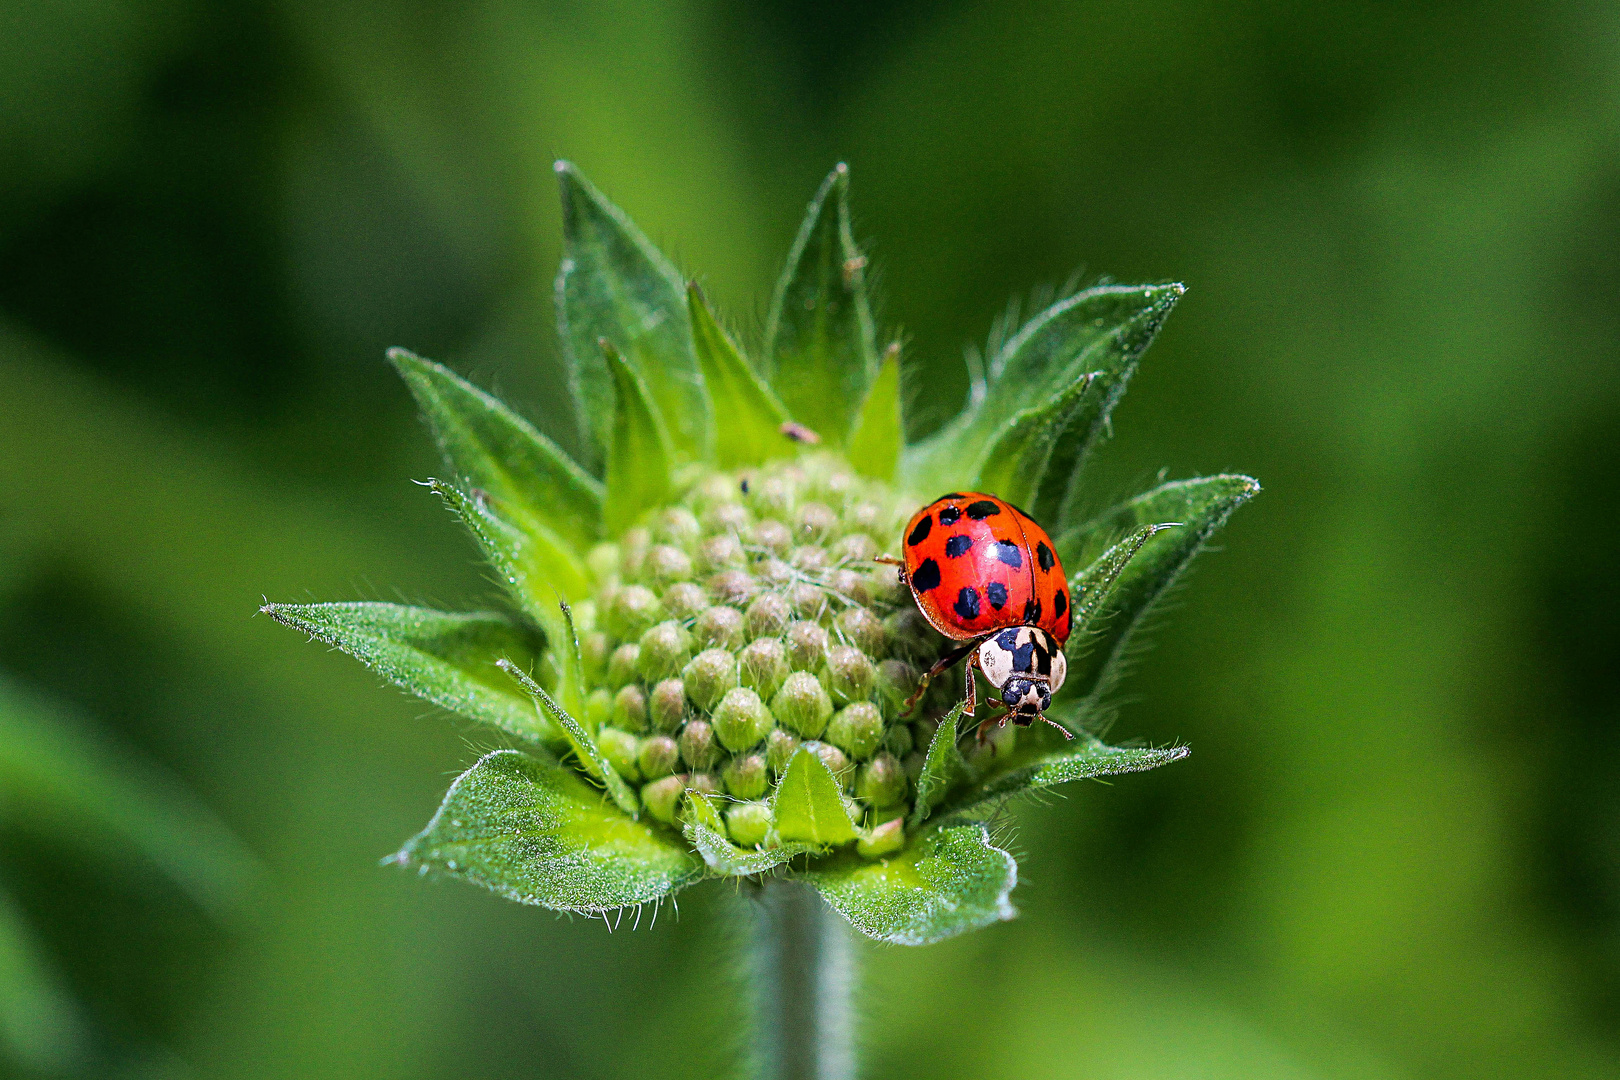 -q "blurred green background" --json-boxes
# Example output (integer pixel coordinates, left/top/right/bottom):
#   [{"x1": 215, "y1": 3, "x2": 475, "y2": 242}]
[{"x1": 2, "y1": 0, "x2": 1618, "y2": 1076}]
